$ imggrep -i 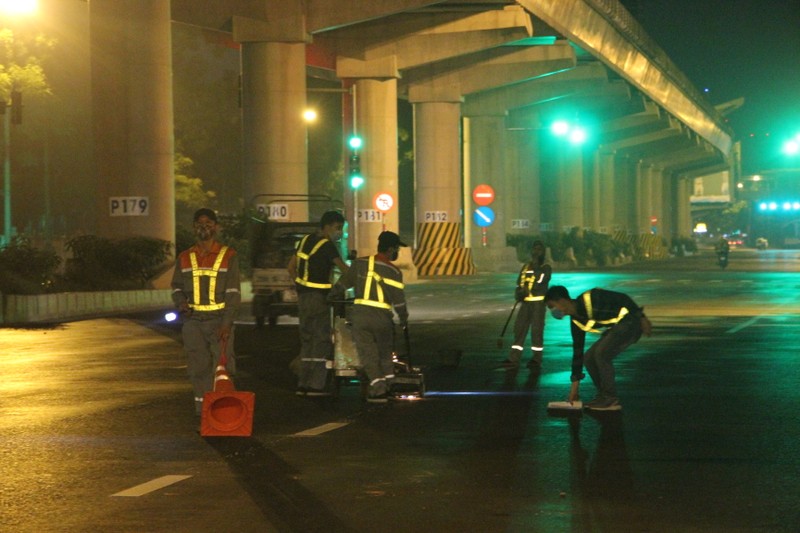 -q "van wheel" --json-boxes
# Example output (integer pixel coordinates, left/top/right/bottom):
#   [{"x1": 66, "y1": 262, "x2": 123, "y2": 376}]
[
  {"x1": 268, "y1": 315, "x2": 278, "y2": 327},
  {"x1": 255, "y1": 316, "x2": 265, "y2": 329}
]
